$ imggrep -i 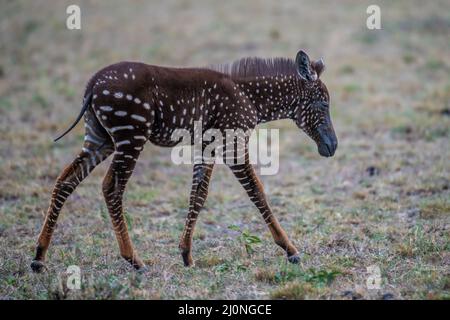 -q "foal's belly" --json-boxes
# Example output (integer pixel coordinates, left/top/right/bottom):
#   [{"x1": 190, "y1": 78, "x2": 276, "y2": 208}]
[
  {"x1": 148, "y1": 135, "x2": 181, "y2": 147},
  {"x1": 148, "y1": 127, "x2": 183, "y2": 147}
]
